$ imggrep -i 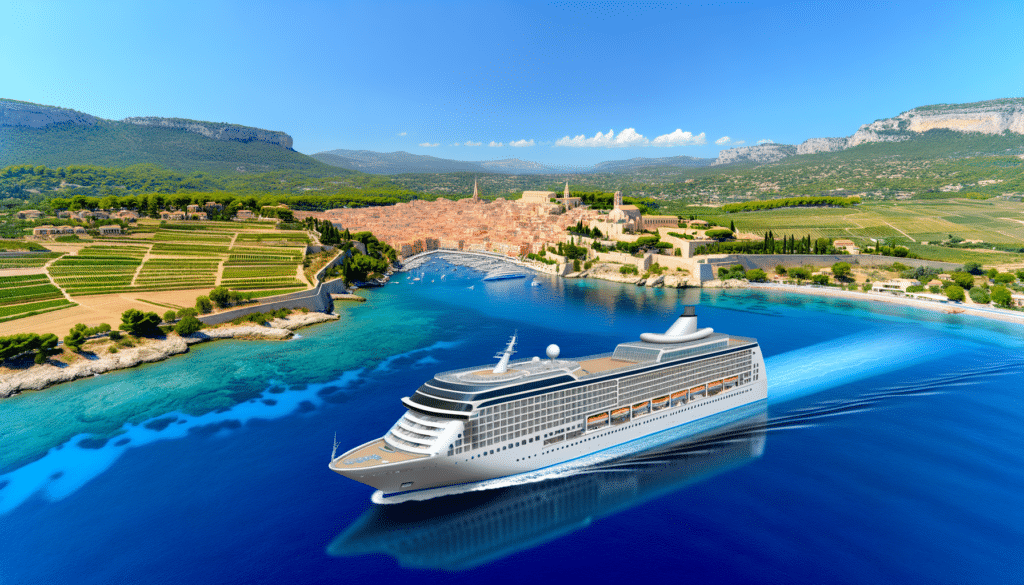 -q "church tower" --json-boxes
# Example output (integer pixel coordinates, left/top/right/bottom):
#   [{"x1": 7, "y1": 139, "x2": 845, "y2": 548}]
[
  {"x1": 563, "y1": 181, "x2": 570, "y2": 199},
  {"x1": 613, "y1": 190, "x2": 623, "y2": 209},
  {"x1": 472, "y1": 177, "x2": 480, "y2": 202}
]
